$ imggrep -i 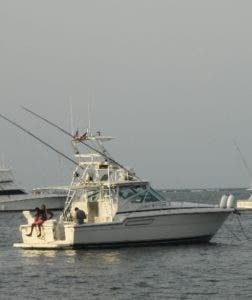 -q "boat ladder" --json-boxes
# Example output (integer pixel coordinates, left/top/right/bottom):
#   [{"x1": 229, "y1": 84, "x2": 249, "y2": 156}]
[{"x1": 63, "y1": 189, "x2": 76, "y2": 216}]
